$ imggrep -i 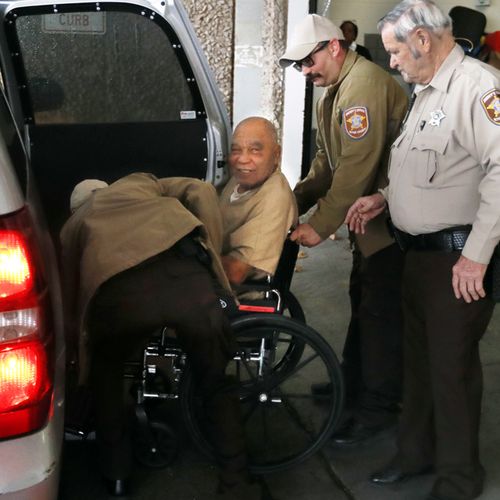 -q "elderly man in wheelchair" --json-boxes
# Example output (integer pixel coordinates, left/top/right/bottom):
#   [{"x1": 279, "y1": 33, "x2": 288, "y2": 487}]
[{"x1": 61, "y1": 117, "x2": 342, "y2": 499}]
